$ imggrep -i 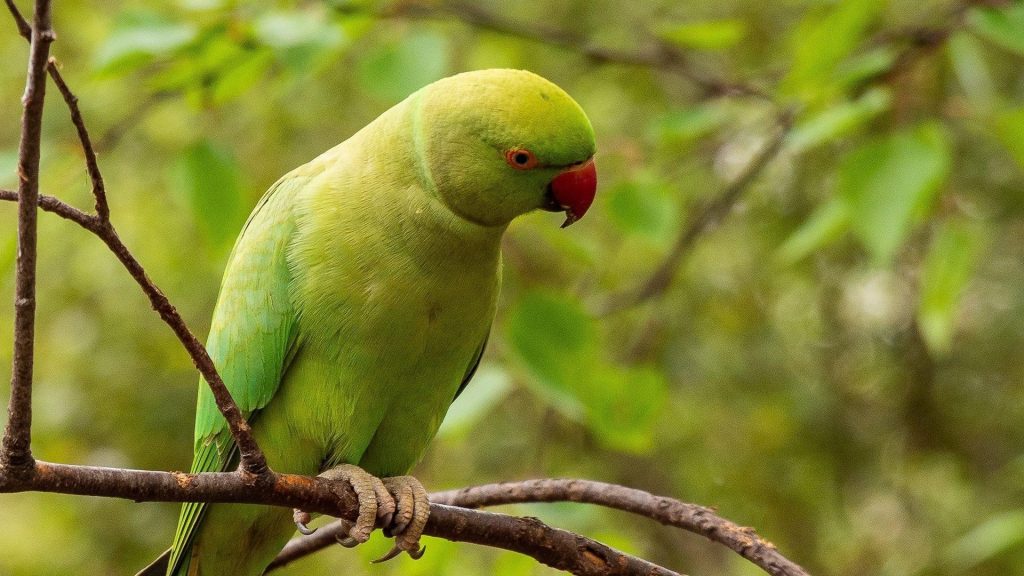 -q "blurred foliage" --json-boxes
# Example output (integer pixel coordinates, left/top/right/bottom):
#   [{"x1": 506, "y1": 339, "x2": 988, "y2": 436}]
[{"x1": 2, "y1": 0, "x2": 1024, "y2": 575}]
